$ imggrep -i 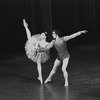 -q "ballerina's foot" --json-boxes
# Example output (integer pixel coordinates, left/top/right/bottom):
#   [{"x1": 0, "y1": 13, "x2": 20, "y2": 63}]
[
  {"x1": 38, "y1": 77, "x2": 43, "y2": 84},
  {"x1": 44, "y1": 78, "x2": 51, "y2": 84},
  {"x1": 64, "y1": 81, "x2": 68, "y2": 86}
]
